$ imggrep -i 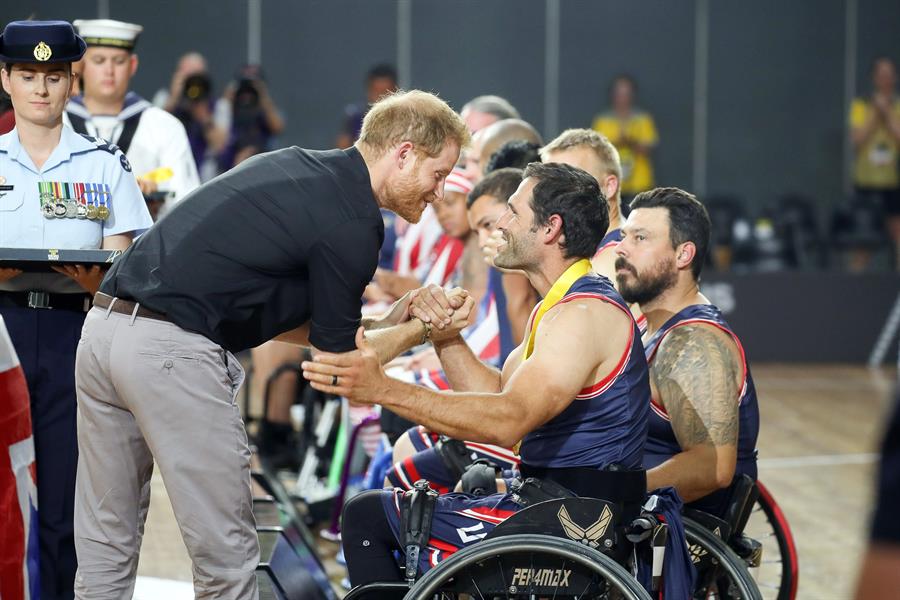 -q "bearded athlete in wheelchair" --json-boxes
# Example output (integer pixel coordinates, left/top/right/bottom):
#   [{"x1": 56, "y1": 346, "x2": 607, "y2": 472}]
[{"x1": 303, "y1": 163, "x2": 696, "y2": 598}]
